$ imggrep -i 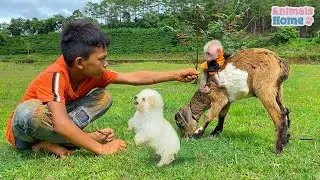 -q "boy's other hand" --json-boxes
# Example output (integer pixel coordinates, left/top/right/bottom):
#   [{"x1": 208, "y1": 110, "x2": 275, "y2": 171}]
[
  {"x1": 89, "y1": 128, "x2": 115, "y2": 144},
  {"x1": 97, "y1": 128, "x2": 115, "y2": 143}
]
